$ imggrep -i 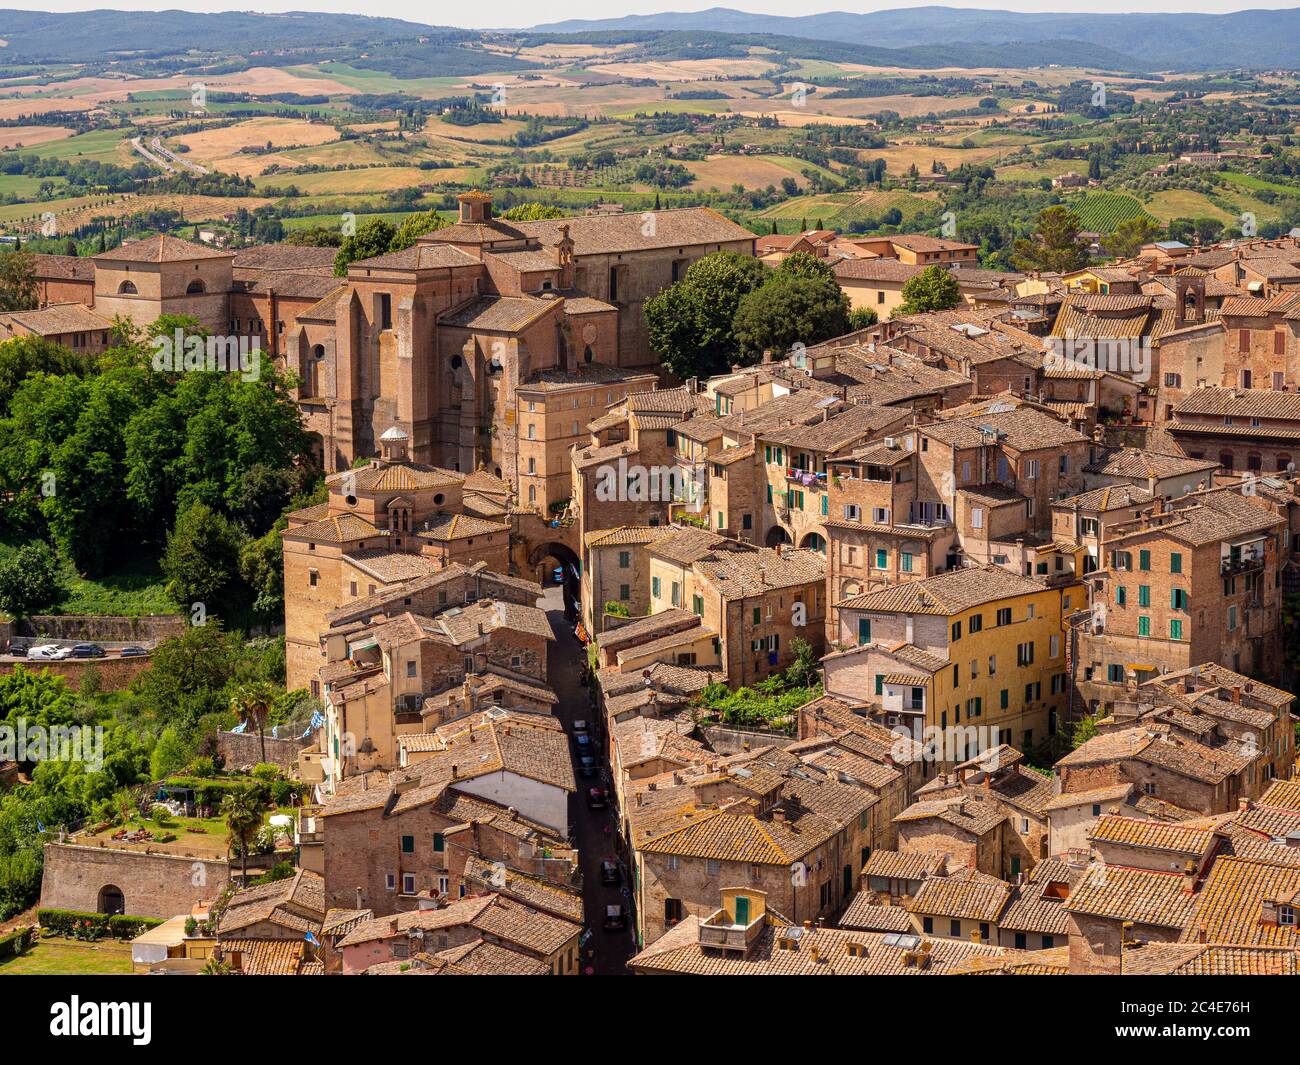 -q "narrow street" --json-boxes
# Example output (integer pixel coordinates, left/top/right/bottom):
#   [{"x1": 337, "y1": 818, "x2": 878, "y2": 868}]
[{"x1": 540, "y1": 585, "x2": 635, "y2": 975}]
